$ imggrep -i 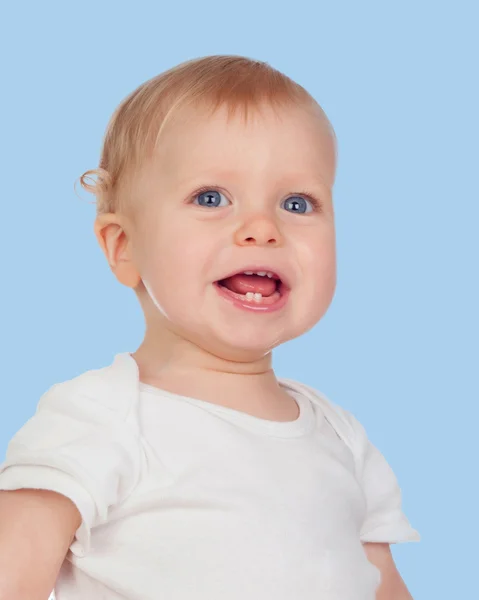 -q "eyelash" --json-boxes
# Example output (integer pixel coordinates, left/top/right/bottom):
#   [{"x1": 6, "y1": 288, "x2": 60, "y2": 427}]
[{"x1": 189, "y1": 185, "x2": 323, "y2": 213}]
